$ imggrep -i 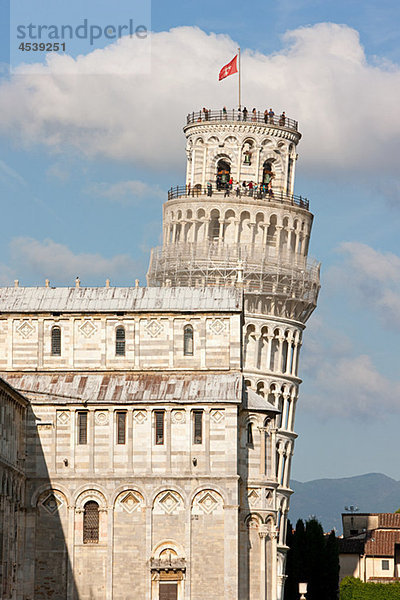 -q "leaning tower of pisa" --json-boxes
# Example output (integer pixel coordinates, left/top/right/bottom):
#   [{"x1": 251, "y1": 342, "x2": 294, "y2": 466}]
[{"x1": 147, "y1": 108, "x2": 320, "y2": 600}]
